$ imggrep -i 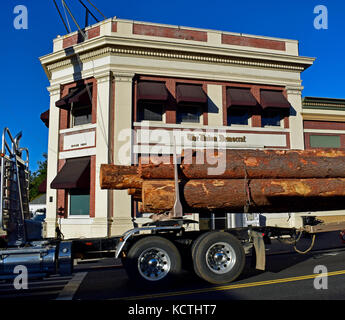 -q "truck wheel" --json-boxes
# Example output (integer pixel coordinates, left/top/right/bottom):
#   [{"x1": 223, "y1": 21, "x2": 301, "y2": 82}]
[
  {"x1": 192, "y1": 232, "x2": 245, "y2": 284},
  {"x1": 124, "y1": 236, "x2": 182, "y2": 284}
]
